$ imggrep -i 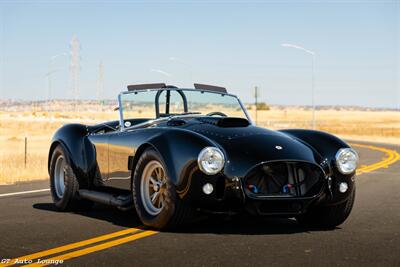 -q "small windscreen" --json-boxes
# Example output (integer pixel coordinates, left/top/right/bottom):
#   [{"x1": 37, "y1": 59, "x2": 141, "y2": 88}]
[{"x1": 120, "y1": 89, "x2": 248, "y2": 121}]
